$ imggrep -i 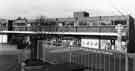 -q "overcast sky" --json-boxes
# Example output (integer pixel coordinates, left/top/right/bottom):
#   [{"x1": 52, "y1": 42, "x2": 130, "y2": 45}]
[{"x1": 0, "y1": 0, "x2": 135, "y2": 18}]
